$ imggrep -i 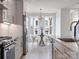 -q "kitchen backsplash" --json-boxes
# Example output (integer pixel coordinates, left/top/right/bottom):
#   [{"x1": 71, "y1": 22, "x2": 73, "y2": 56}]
[{"x1": 0, "y1": 23, "x2": 23, "y2": 59}]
